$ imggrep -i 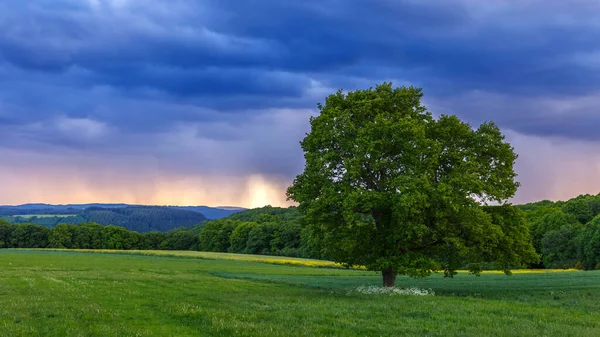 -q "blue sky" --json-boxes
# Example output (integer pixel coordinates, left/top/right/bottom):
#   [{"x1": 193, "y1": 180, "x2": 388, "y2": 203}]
[{"x1": 1, "y1": 0, "x2": 599, "y2": 207}]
